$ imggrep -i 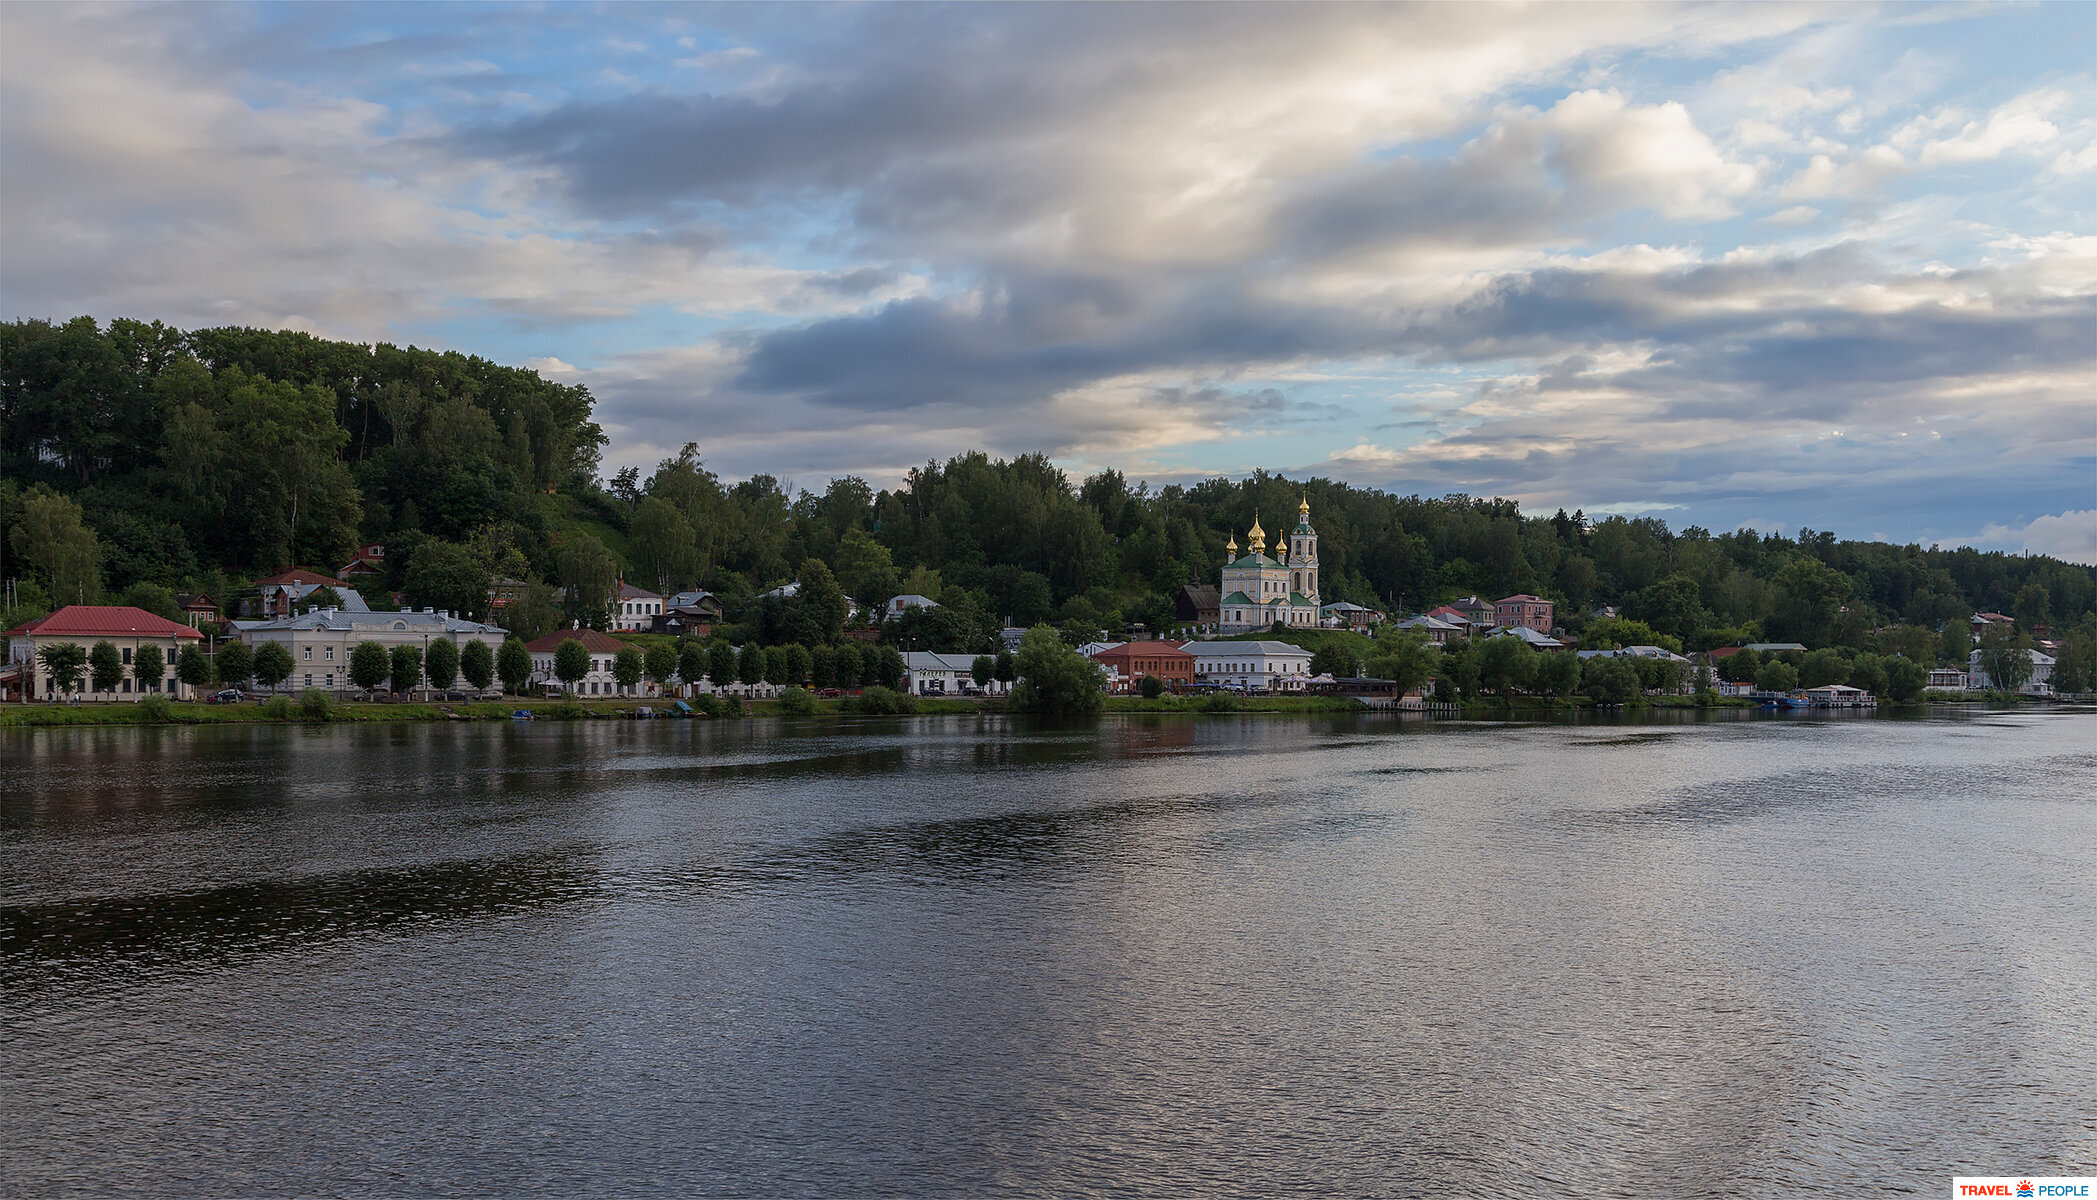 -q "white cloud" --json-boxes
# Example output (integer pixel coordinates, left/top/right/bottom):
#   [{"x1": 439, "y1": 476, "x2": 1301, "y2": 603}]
[{"x1": 1972, "y1": 510, "x2": 2097, "y2": 566}]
